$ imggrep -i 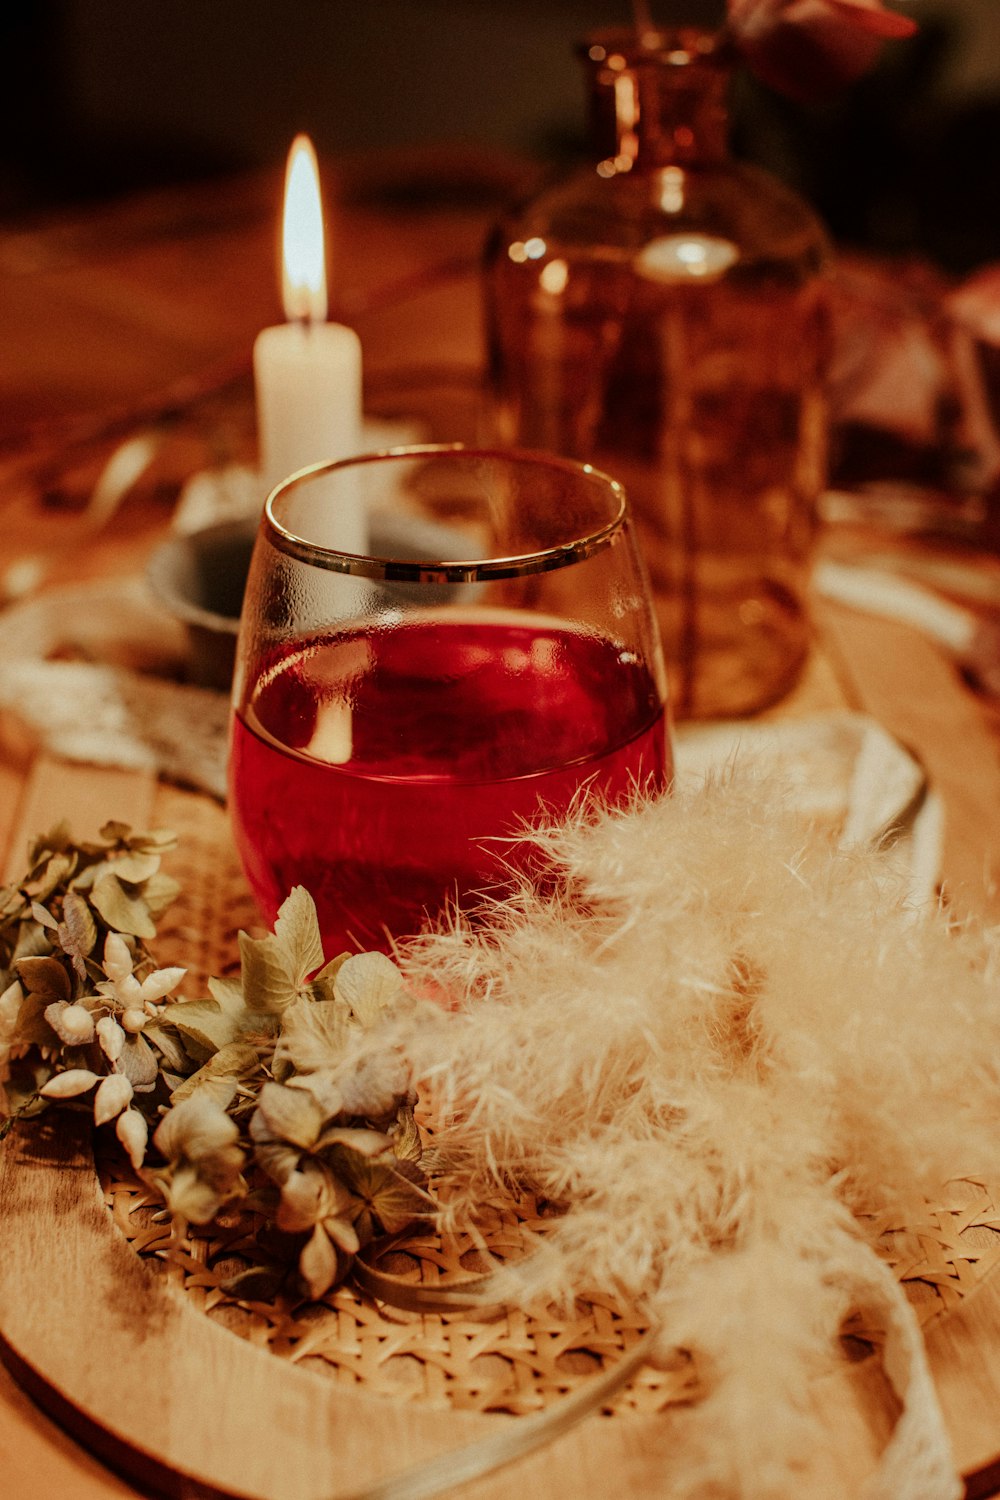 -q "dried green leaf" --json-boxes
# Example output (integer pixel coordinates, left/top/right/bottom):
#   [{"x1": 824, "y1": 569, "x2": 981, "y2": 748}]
[
  {"x1": 24, "y1": 852, "x2": 75, "y2": 902},
  {"x1": 141, "y1": 1019, "x2": 191, "y2": 1073},
  {"x1": 207, "y1": 975, "x2": 245, "y2": 1010},
  {"x1": 391, "y1": 1104, "x2": 423, "y2": 1164},
  {"x1": 336, "y1": 1155, "x2": 434, "y2": 1235},
  {"x1": 13, "y1": 920, "x2": 52, "y2": 963},
  {"x1": 61, "y1": 889, "x2": 98, "y2": 957},
  {"x1": 15, "y1": 955, "x2": 72, "y2": 1002},
  {"x1": 273, "y1": 887, "x2": 325, "y2": 986},
  {"x1": 238, "y1": 932, "x2": 299, "y2": 1014},
  {"x1": 119, "y1": 1032, "x2": 160, "y2": 1091},
  {"x1": 237, "y1": 892, "x2": 327, "y2": 1015},
  {"x1": 14, "y1": 991, "x2": 59, "y2": 1047},
  {"x1": 169, "y1": 1042, "x2": 260, "y2": 1105},
  {"x1": 90, "y1": 873, "x2": 155, "y2": 939},
  {"x1": 169, "y1": 998, "x2": 248, "y2": 1057}
]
